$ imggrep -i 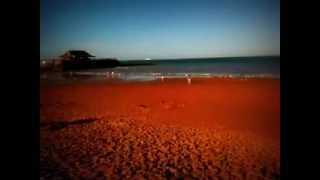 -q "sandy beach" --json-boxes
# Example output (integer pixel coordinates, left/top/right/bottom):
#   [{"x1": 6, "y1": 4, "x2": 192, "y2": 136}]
[{"x1": 40, "y1": 77, "x2": 280, "y2": 179}]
